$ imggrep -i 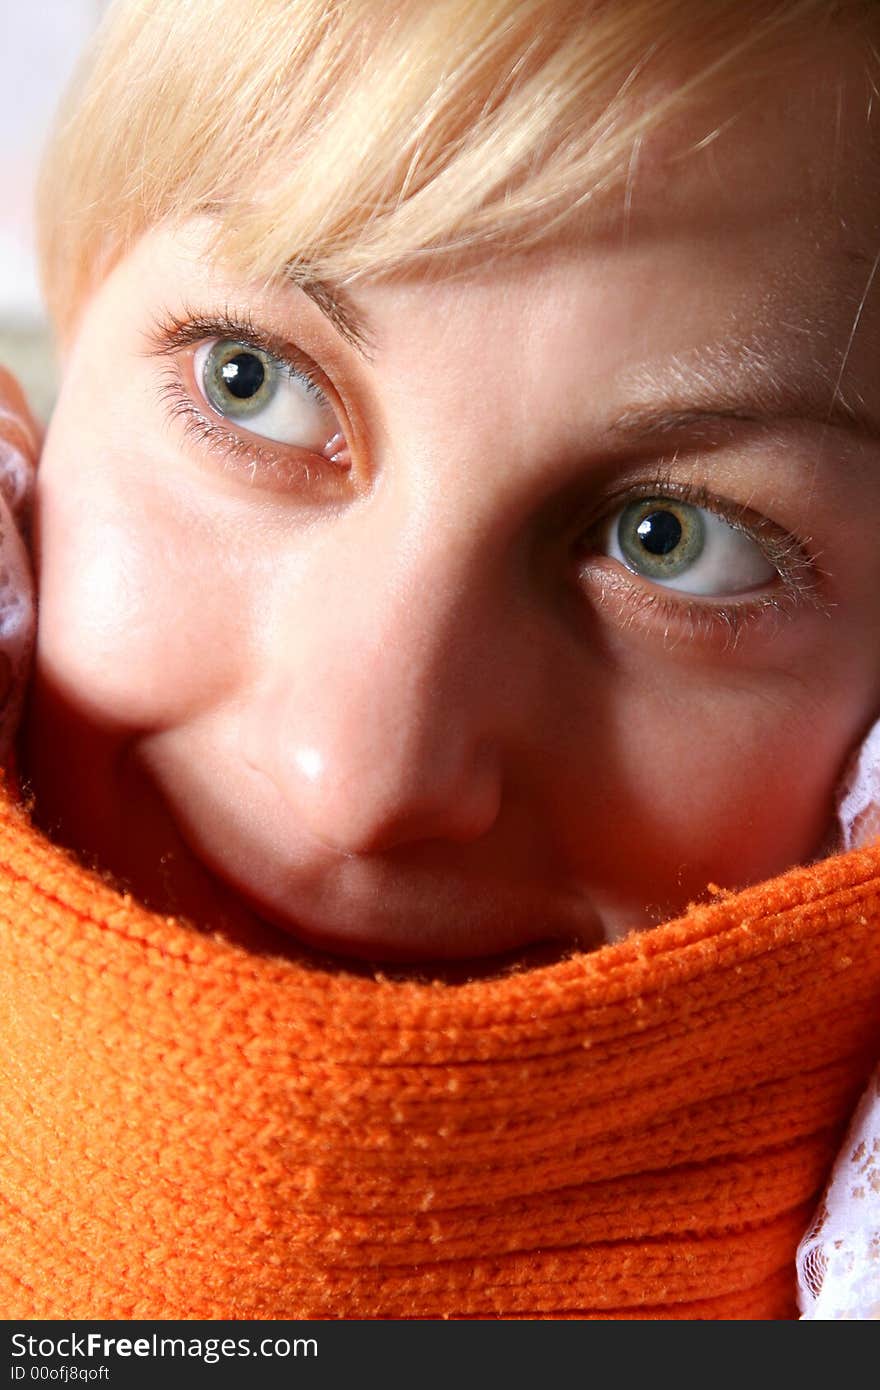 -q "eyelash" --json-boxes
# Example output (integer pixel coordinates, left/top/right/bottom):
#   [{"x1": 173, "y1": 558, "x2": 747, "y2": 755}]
[{"x1": 147, "y1": 307, "x2": 341, "y2": 486}]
